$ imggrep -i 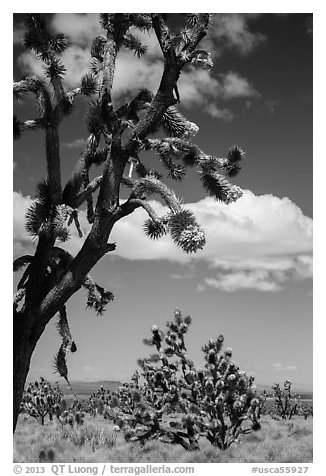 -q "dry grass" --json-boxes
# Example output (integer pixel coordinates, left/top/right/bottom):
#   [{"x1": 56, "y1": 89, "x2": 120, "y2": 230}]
[{"x1": 13, "y1": 414, "x2": 313, "y2": 463}]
